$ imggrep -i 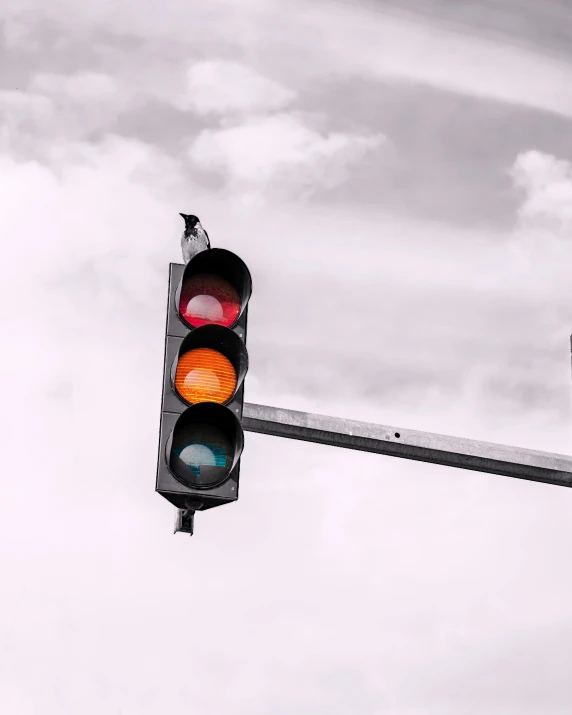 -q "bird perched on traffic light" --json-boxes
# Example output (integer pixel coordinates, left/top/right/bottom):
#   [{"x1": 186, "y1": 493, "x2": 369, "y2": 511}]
[{"x1": 180, "y1": 213, "x2": 211, "y2": 264}]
